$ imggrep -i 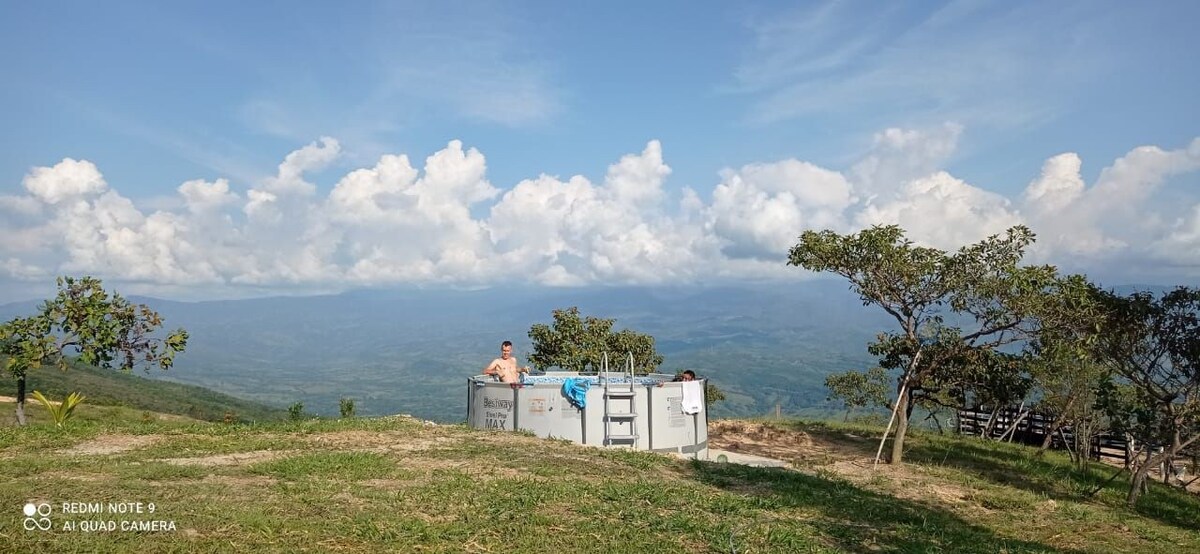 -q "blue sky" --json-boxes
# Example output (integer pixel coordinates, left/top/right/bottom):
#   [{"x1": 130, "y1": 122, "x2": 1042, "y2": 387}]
[{"x1": 1, "y1": 1, "x2": 1199, "y2": 301}]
